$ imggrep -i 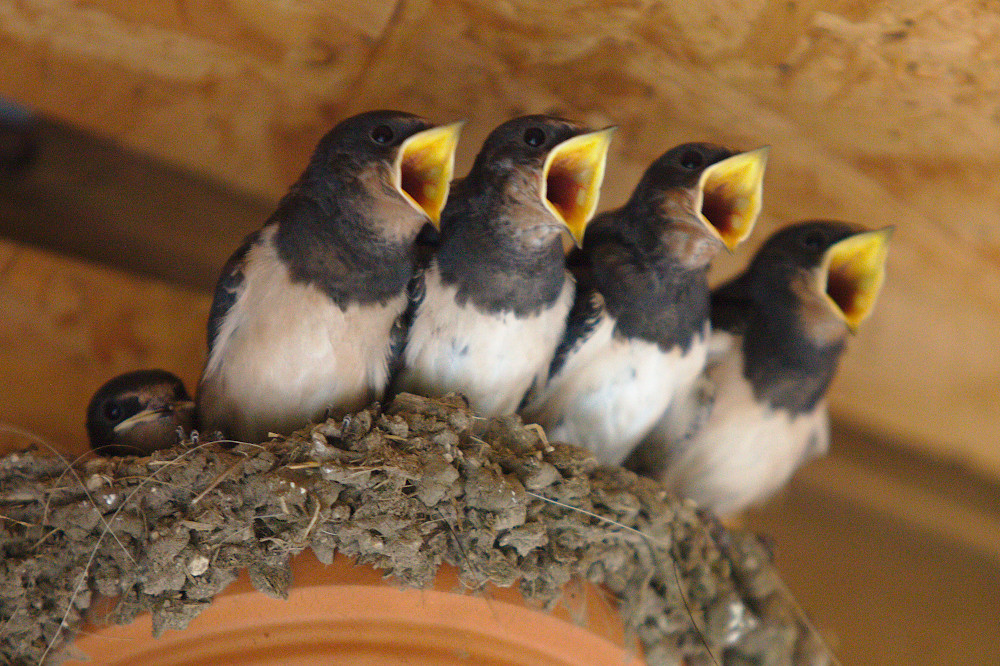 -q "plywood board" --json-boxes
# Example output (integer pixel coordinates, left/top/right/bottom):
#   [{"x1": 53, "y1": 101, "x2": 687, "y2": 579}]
[
  {"x1": 0, "y1": 239, "x2": 209, "y2": 456},
  {"x1": 0, "y1": 0, "x2": 997, "y2": 474}
]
